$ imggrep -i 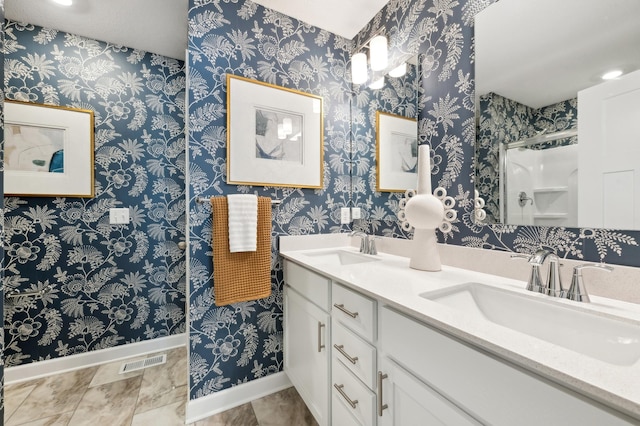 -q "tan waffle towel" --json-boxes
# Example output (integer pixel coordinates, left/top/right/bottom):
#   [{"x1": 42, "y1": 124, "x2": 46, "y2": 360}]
[{"x1": 211, "y1": 196, "x2": 272, "y2": 306}]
